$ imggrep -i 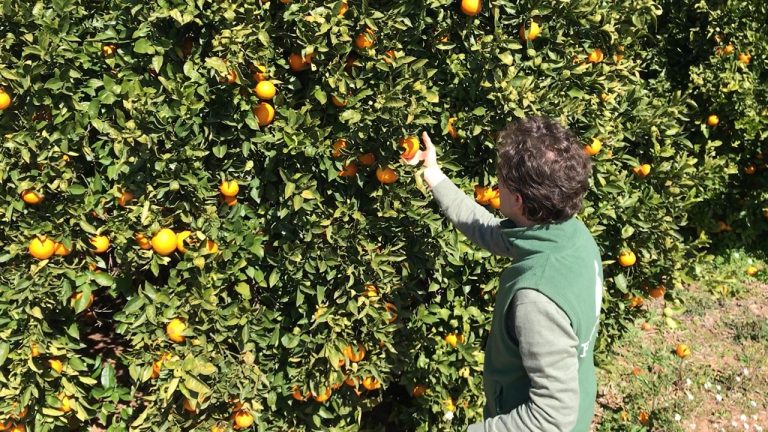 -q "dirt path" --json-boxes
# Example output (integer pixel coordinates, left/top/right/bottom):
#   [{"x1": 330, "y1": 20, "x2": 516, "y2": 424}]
[{"x1": 594, "y1": 280, "x2": 768, "y2": 431}]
